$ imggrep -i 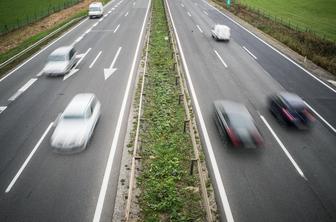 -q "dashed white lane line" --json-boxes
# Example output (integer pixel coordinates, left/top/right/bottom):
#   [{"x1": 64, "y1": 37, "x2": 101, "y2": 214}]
[
  {"x1": 201, "y1": 0, "x2": 336, "y2": 94},
  {"x1": 304, "y1": 102, "x2": 336, "y2": 134},
  {"x1": 260, "y1": 115, "x2": 306, "y2": 180},
  {"x1": 165, "y1": 0, "x2": 234, "y2": 221},
  {"x1": 196, "y1": 25, "x2": 203, "y2": 33},
  {"x1": 108, "y1": 10, "x2": 112, "y2": 13},
  {"x1": 181, "y1": 3, "x2": 184, "y2": 7},
  {"x1": 89, "y1": 51, "x2": 102, "y2": 69},
  {"x1": 85, "y1": 28, "x2": 92, "y2": 34},
  {"x1": 93, "y1": 22, "x2": 98, "y2": 27},
  {"x1": 74, "y1": 35, "x2": 84, "y2": 44},
  {"x1": 203, "y1": 10, "x2": 208, "y2": 15},
  {"x1": 36, "y1": 70, "x2": 44, "y2": 77},
  {"x1": 187, "y1": 12, "x2": 192, "y2": 17},
  {"x1": 0, "y1": 106, "x2": 7, "y2": 114},
  {"x1": 124, "y1": 12, "x2": 129, "y2": 16},
  {"x1": 114, "y1": 24, "x2": 120, "y2": 33},
  {"x1": 243, "y1": 46, "x2": 257, "y2": 60},
  {"x1": 5, "y1": 122, "x2": 54, "y2": 193},
  {"x1": 92, "y1": 1, "x2": 150, "y2": 221},
  {"x1": 99, "y1": 17, "x2": 103, "y2": 22},
  {"x1": 133, "y1": 2, "x2": 135, "y2": 6},
  {"x1": 8, "y1": 78, "x2": 37, "y2": 101},
  {"x1": 214, "y1": 50, "x2": 228, "y2": 68},
  {"x1": 112, "y1": 7, "x2": 115, "y2": 10},
  {"x1": 104, "y1": 14, "x2": 108, "y2": 18}
]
